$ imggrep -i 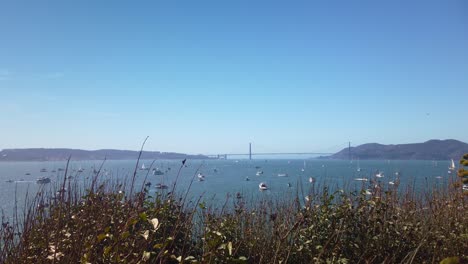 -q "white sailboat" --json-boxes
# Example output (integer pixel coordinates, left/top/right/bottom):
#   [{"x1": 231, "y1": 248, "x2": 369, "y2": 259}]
[
  {"x1": 448, "y1": 159, "x2": 455, "y2": 173},
  {"x1": 356, "y1": 159, "x2": 361, "y2": 172},
  {"x1": 301, "y1": 161, "x2": 306, "y2": 172}
]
